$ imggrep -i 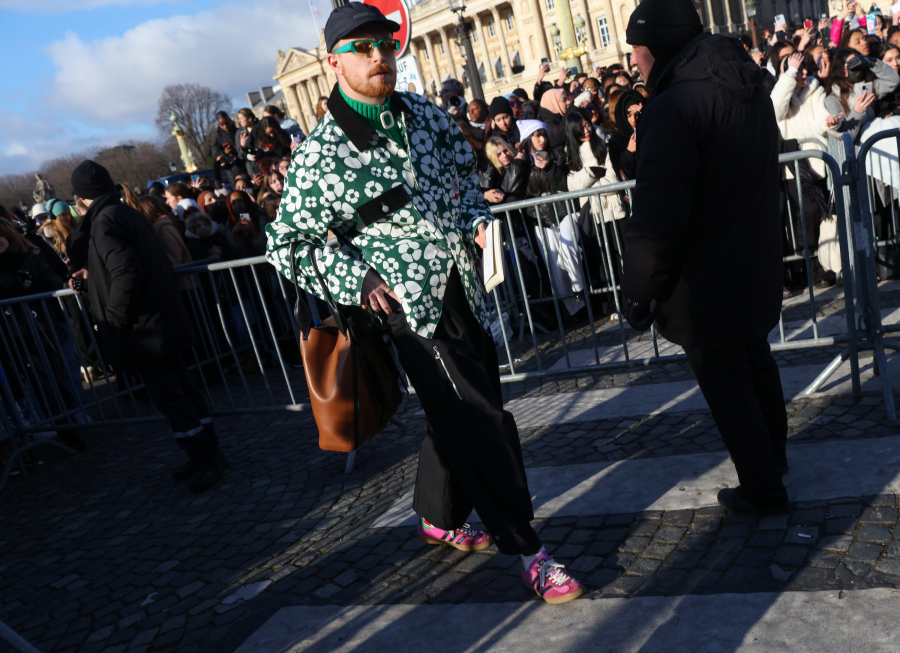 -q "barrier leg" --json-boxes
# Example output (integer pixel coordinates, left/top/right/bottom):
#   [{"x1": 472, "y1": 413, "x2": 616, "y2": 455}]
[
  {"x1": 873, "y1": 345, "x2": 897, "y2": 422},
  {"x1": 0, "y1": 619, "x2": 42, "y2": 653},
  {"x1": 344, "y1": 451, "x2": 356, "y2": 475},
  {"x1": 802, "y1": 348, "x2": 851, "y2": 395}
]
